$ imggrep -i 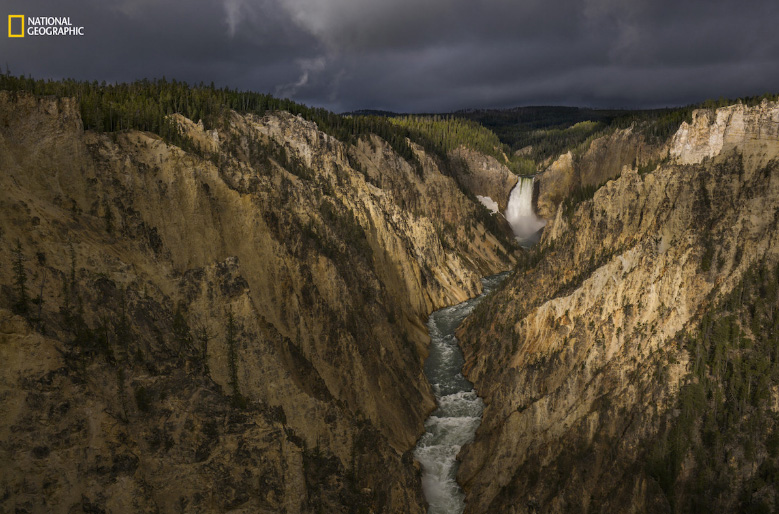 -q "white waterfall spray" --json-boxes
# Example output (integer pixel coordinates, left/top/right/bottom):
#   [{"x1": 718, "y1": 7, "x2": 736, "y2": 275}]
[{"x1": 505, "y1": 176, "x2": 545, "y2": 245}]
